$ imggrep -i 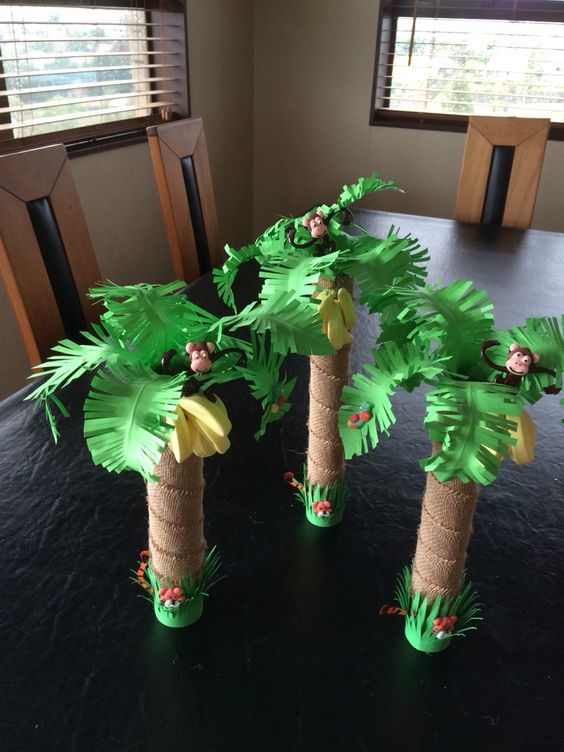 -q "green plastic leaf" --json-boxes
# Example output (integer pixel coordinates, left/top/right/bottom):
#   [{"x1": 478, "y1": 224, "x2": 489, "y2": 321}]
[
  {"x1": 339, "y1": 341, "x2": 447, "y2": 458},
  {"x1": 259, "y1": 250, "x2": 339, "y2": 303},
  {"x1": 337, "y1": 227, "x2": 429, "y2": 311},
  {"x1": 422, "y1": 378, "x2": 525, "y2": 484},
  {"x1": 214, "y1": 292, "x2": 335, "y2": 356},
  {"x1": 212, "y1": 243, "x2": 260, "y2": 310},
  {"x1": 83, "y1": 364, "x2": 184, "y2": 479},
  {"x1": 393, "y1": 280, "x2": 495, "y2": 378}
]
